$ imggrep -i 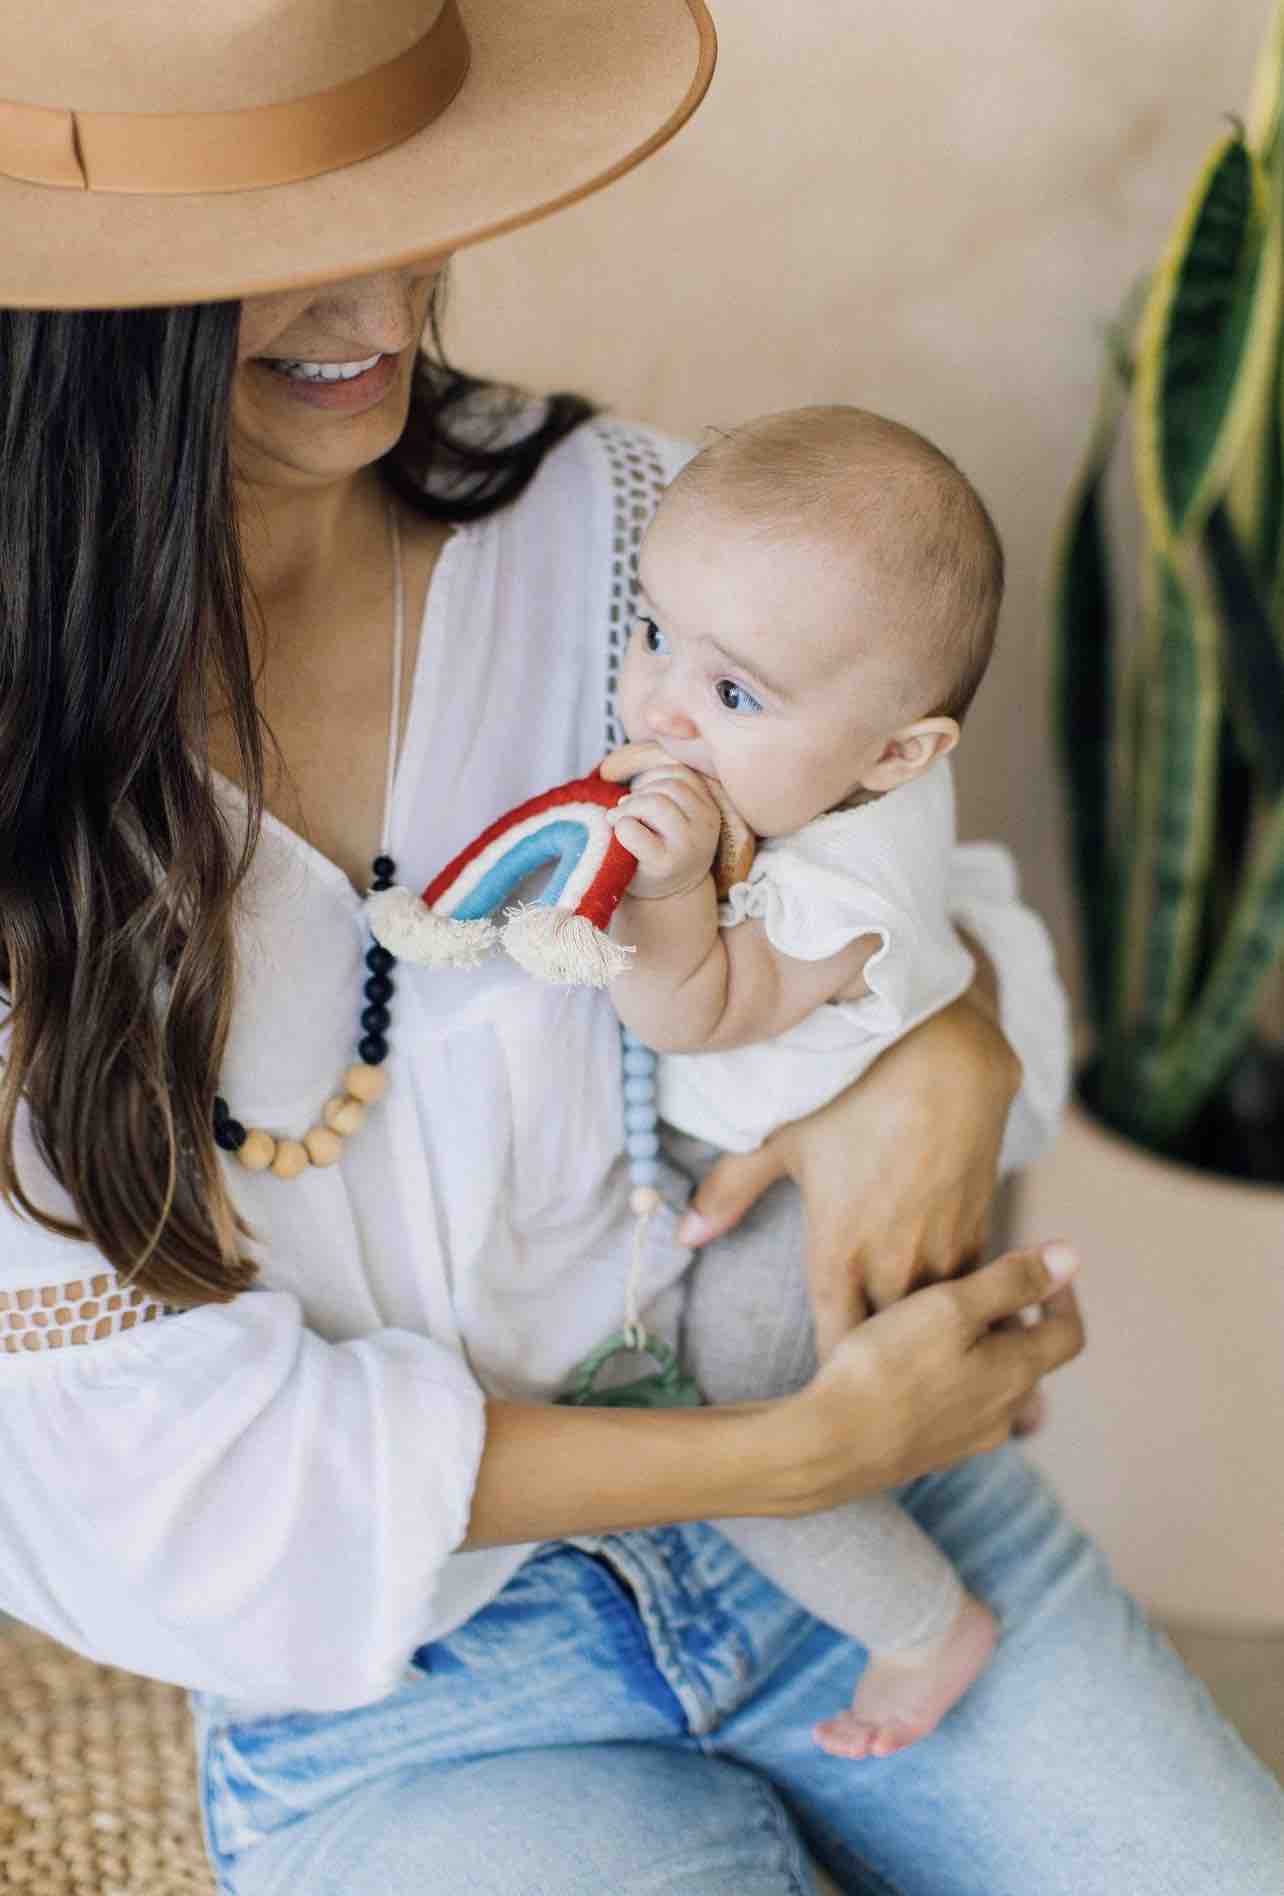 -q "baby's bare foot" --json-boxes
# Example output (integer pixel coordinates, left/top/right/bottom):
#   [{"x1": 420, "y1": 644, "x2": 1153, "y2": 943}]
[{"x1": 813, "y1": 1594, "x2": 998, "y2": 1761}]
